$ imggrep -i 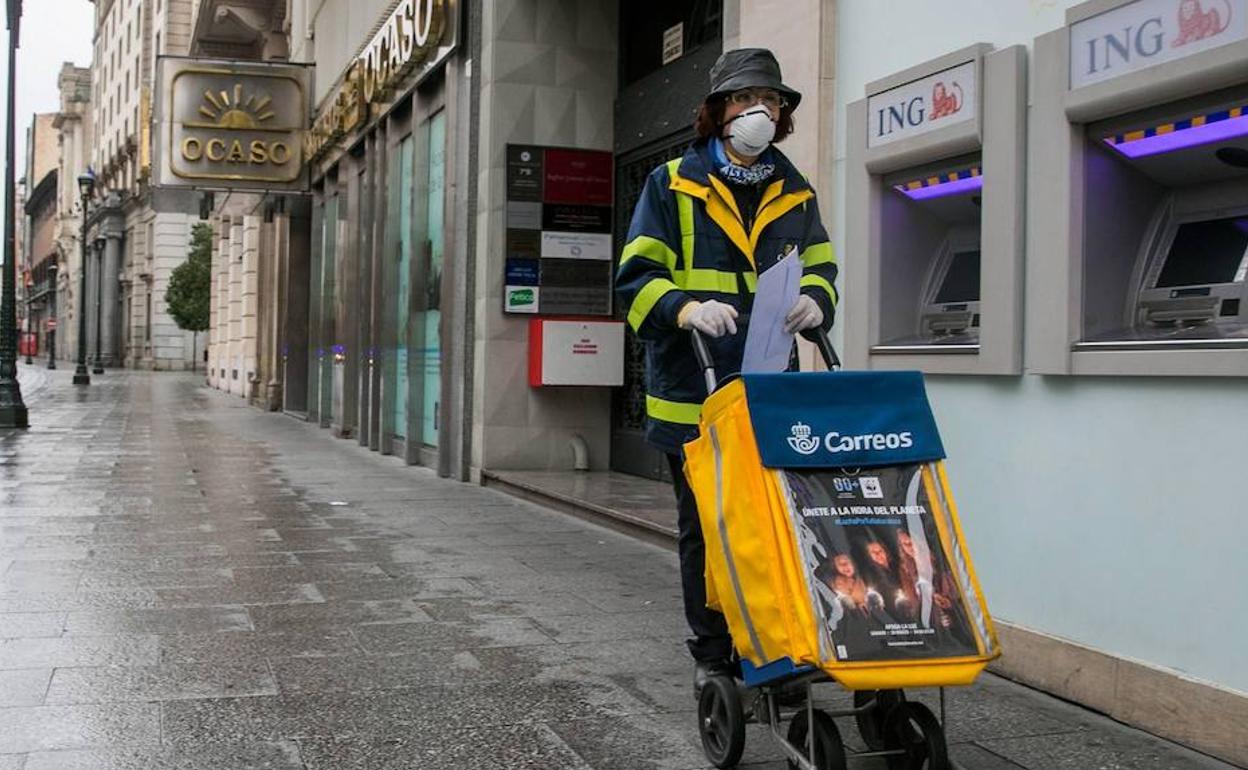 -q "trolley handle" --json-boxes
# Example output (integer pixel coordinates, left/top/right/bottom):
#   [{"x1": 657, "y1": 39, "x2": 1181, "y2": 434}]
[
  {"x1": 690, "y1": 328, "x2": 841, "y2": 397},
  {"x1": 691, "y1": 328, "x2": 718, "y2": 396}
]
